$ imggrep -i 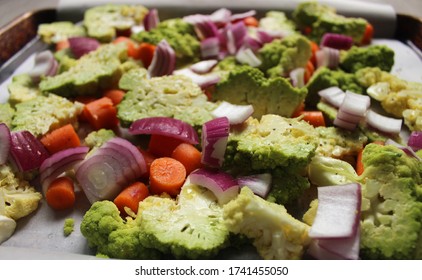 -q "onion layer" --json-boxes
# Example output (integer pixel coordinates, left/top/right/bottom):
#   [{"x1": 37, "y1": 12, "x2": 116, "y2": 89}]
[
  {"x1": 201, "y1": 117, "x2": 230, "y2": 168},
  {"x1": 68, "y1": 37, "x2": 101, "y2": 59},
  {"x1": 366, "y1": 109, "x2": 402, "y2": 135},
  {"x1": 211, "y1": 101, "x2": 254, "y2": 125},
  {"x1": 237, "y1": 173, "x2": 272, "y2": 198},
  {"x1": 188, "y1": 168, "x2": 239, "y2": 204},
  {"x1": 129, "y1": 116, "x2": 199, "y2": 145},
  {"x1": 408, "y1": 131, "x2": 422, "y2": 151},
  {"x1": 147, "y1": 39, "x2": 176, "y2": 77}
]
